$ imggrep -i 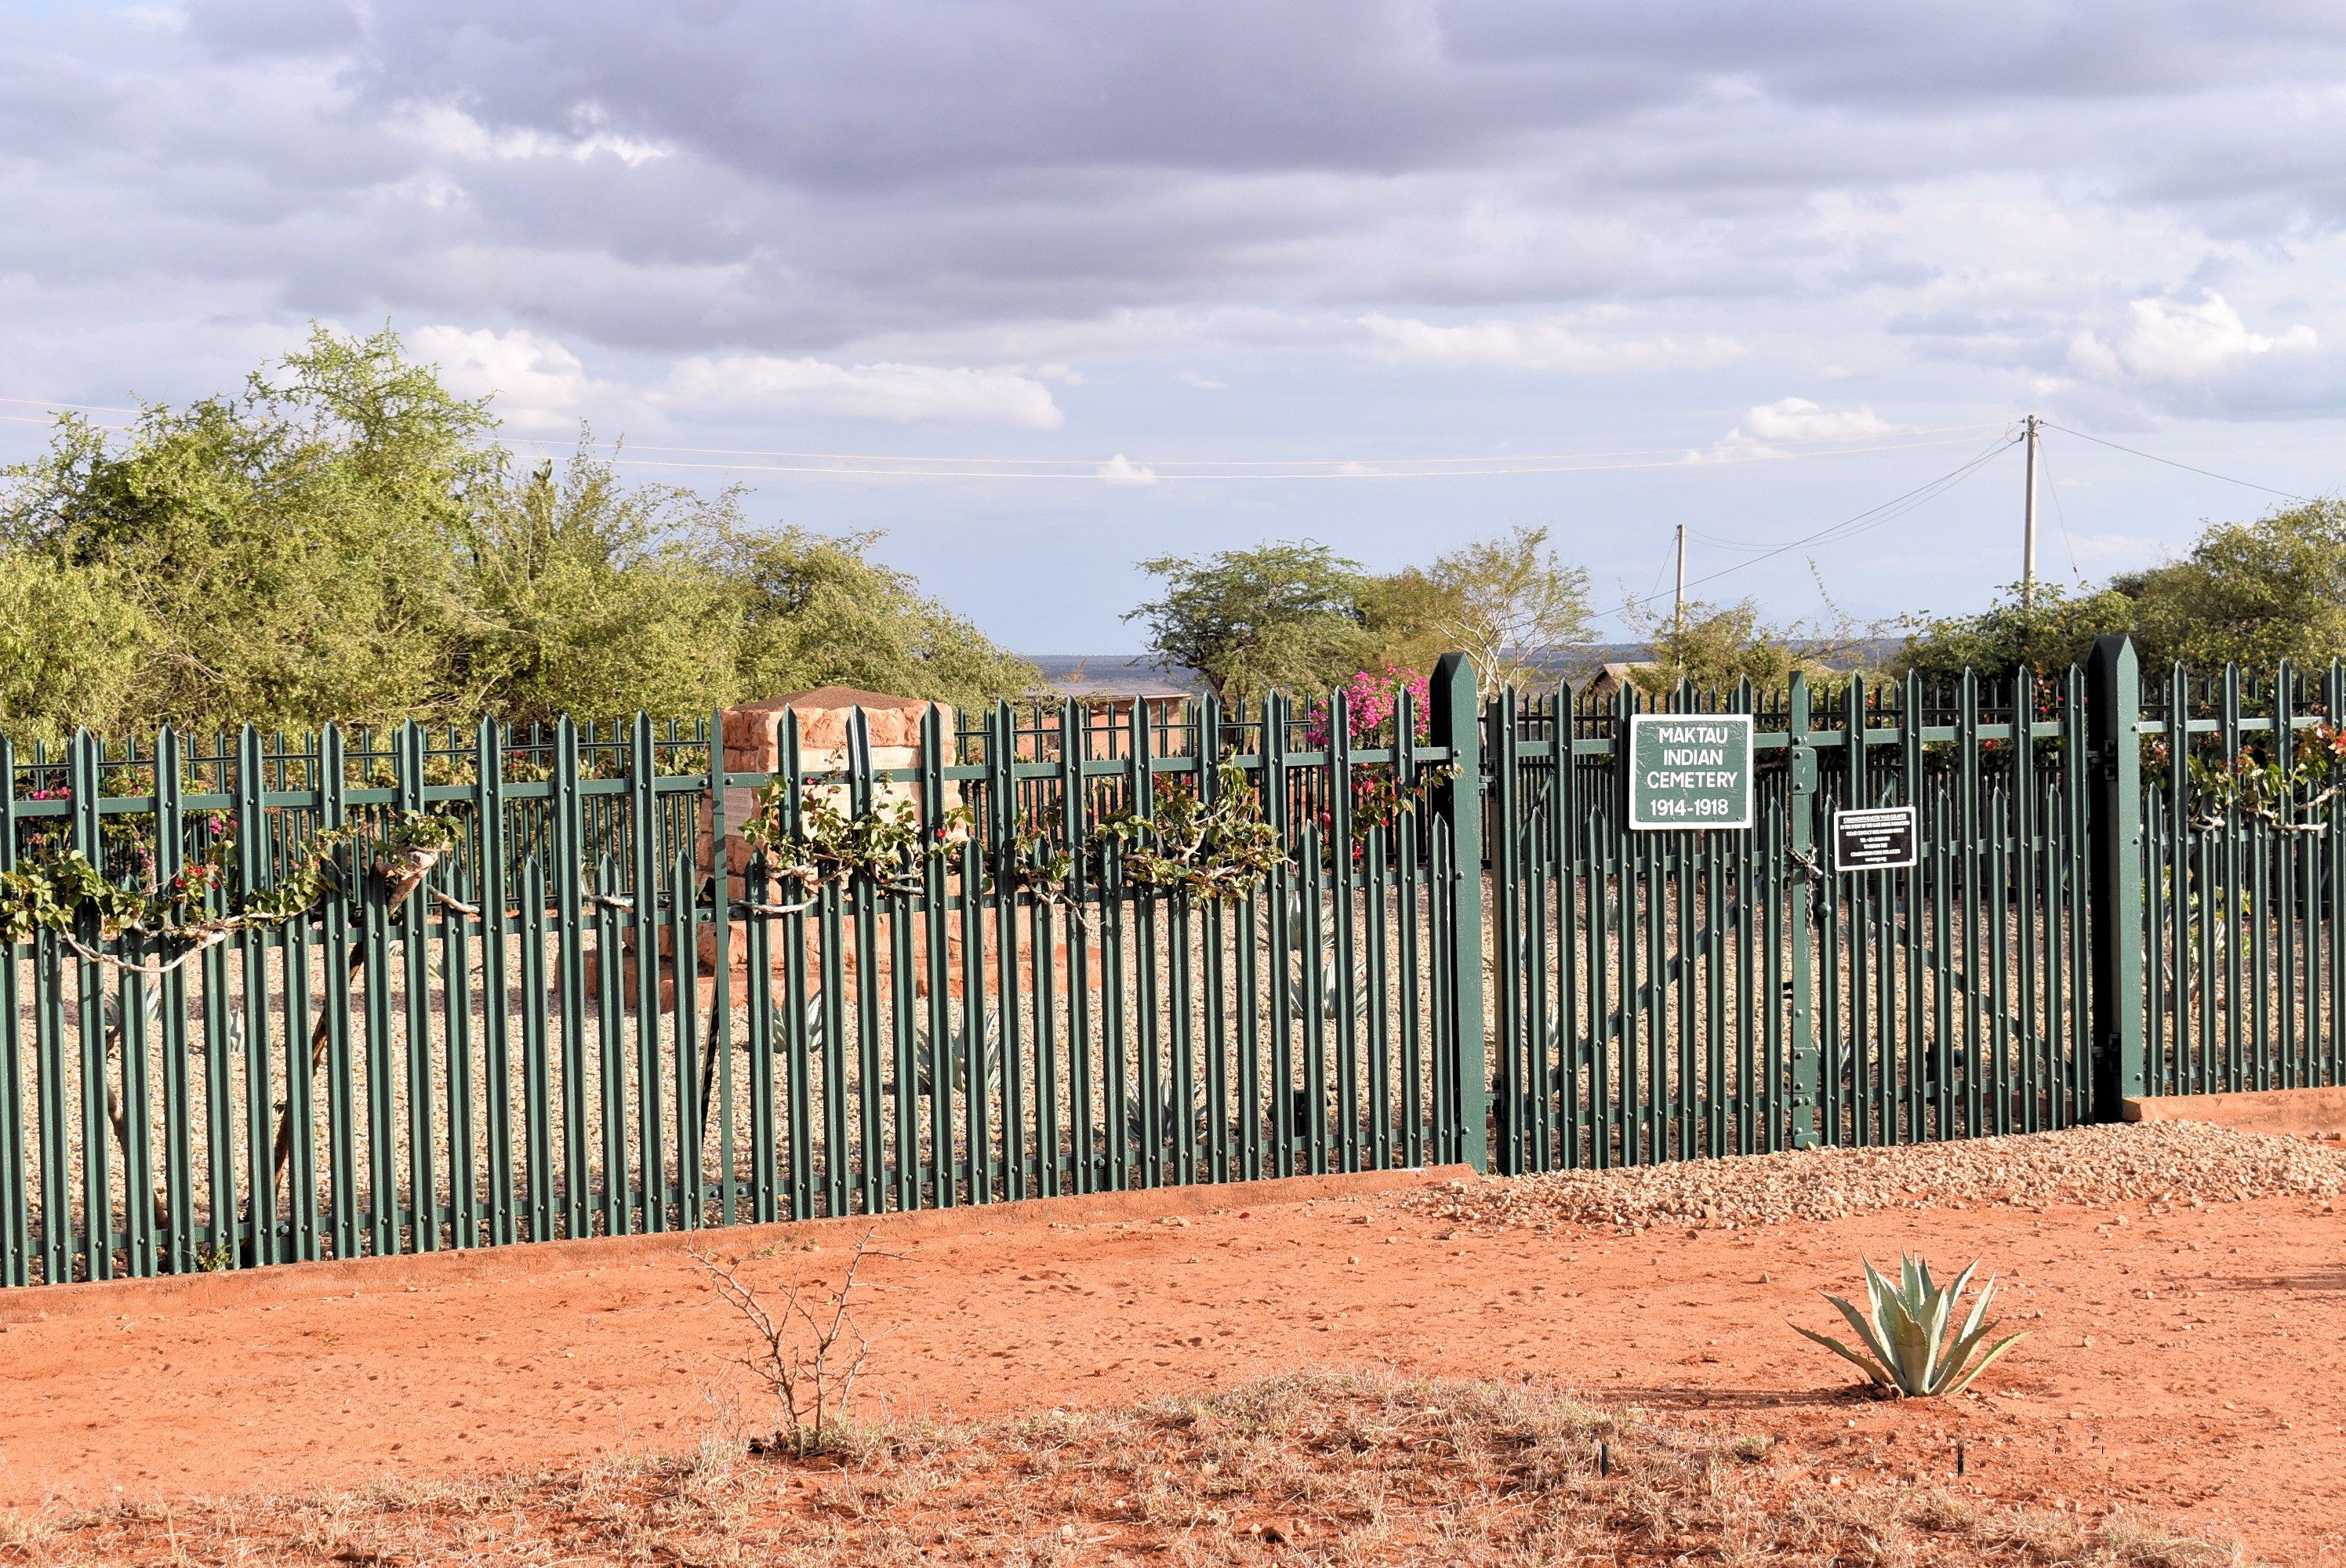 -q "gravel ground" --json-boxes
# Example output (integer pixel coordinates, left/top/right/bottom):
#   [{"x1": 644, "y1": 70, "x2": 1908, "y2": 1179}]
[{"x1": 1403, "y1": 1119, "x2": 2346, "y2": 1232}]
